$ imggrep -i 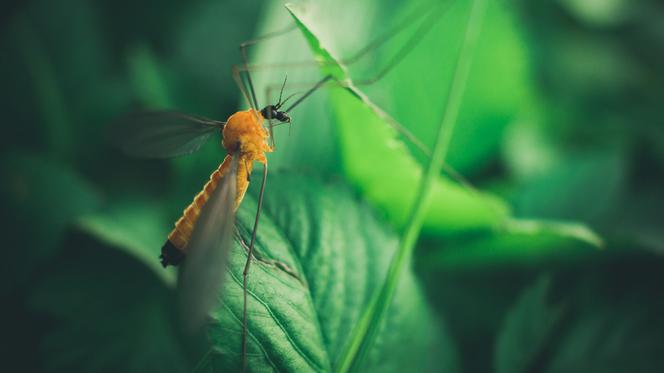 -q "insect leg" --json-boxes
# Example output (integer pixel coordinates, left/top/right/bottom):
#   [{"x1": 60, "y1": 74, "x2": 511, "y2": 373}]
[
  {"x1": 263, "y1": 77, "x2": 432, "y2": 158},
  {"x1": 234, "y1": 0, "x2": 450, "y2": 76},
  {"x1": 262, "y1": 74, "x2": 333, "y2": 144},
  {"x1": 241, "y1": 161, "x2": 268, "y2": 372},
  {"x1": 232, "y1": 0, "x2": 450, "y2": 113},
  {"x1": 238, "y1": 0, "x2": 455, "y2": 156},
  {"x1": 265, "y1": 78, "x2": 481, "y2": 194},
  {"x1": 239, "y1": 25, "x2": 298, "y2": 111},
  {"x1": 232, "y1": 64, "x2": 255, "y2": 112},
  {"x1": 283, "y1": 75, "x2": 333, "y2": 113},
  {"x1": 268, "y1": 117, "x2": 276, "y2": 150},
  {"x1": 353, "y1": 1, "x2": 448, "y2": 86}
]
